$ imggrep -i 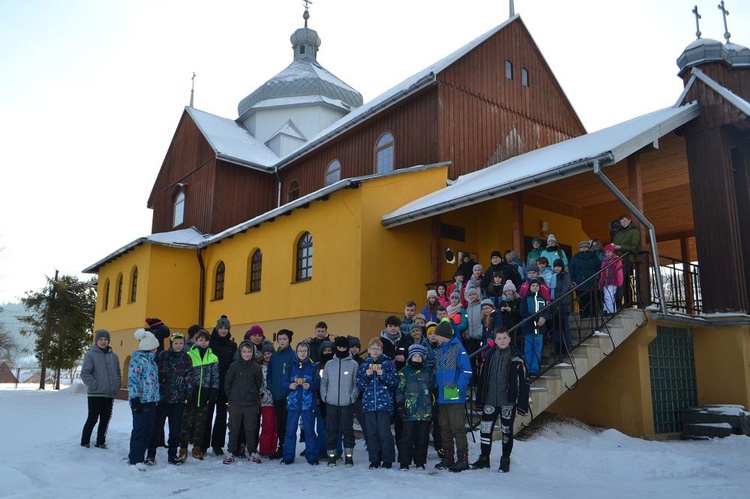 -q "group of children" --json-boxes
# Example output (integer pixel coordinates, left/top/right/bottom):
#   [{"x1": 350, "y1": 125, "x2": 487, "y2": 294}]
[{"x1": 78, "y1": 233, "x2": 625, "y2": 474}]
